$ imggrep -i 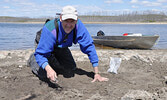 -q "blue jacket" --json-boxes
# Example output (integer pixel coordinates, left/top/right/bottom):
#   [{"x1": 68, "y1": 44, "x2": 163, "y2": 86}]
[{"x1": 34, "y1": 19, "x2": 98, "y2": 69}]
